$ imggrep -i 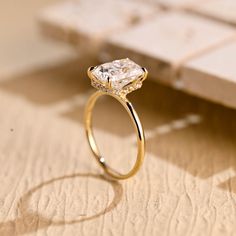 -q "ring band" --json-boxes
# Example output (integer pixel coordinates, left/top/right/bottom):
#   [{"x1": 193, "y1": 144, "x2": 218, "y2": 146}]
[{"x1": 84, "y1": 58, "x2": 148, "y2": 180}]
